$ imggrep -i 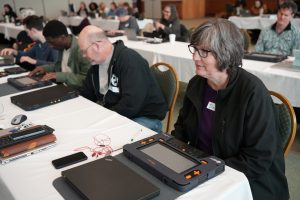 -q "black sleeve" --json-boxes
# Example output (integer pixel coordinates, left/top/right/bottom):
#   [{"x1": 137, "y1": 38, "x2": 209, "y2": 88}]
[
  {"x1": 225, "y1": 85, "x2": 279, "y2": 180},
  {"x1": 162, "y1": 20, "x2": 181, "y2": 39}
]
